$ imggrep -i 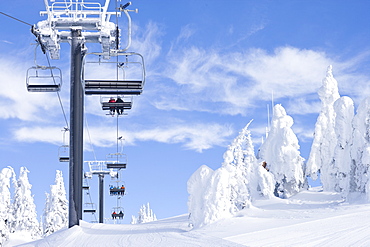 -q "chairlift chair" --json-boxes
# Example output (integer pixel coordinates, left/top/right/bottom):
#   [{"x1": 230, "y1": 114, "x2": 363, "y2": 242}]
[
  {"x1": 83, "y1": 52, "x2": 145, "y2": 95},
  {"x1": 26, "y1": 66, "x2": 62, "y2": 92},
  {"x1": 106, "y1": 153, "x2": 127, "y2": 169},
  {"x1": 83, "y1": 203, "x2": 96, "y2": 213},
  {"x1": 100, "y1": 96, "x2": 132, "y2": 115},
  {"x1": 111, "y1": 207, "x2": 124, "y2": 219},
  {"x1": 109, "y1": 184, "x2": 125, "y2": 196},
  {"x1": 58, "y1": 144, "x2": 70, "y2": 162}
]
